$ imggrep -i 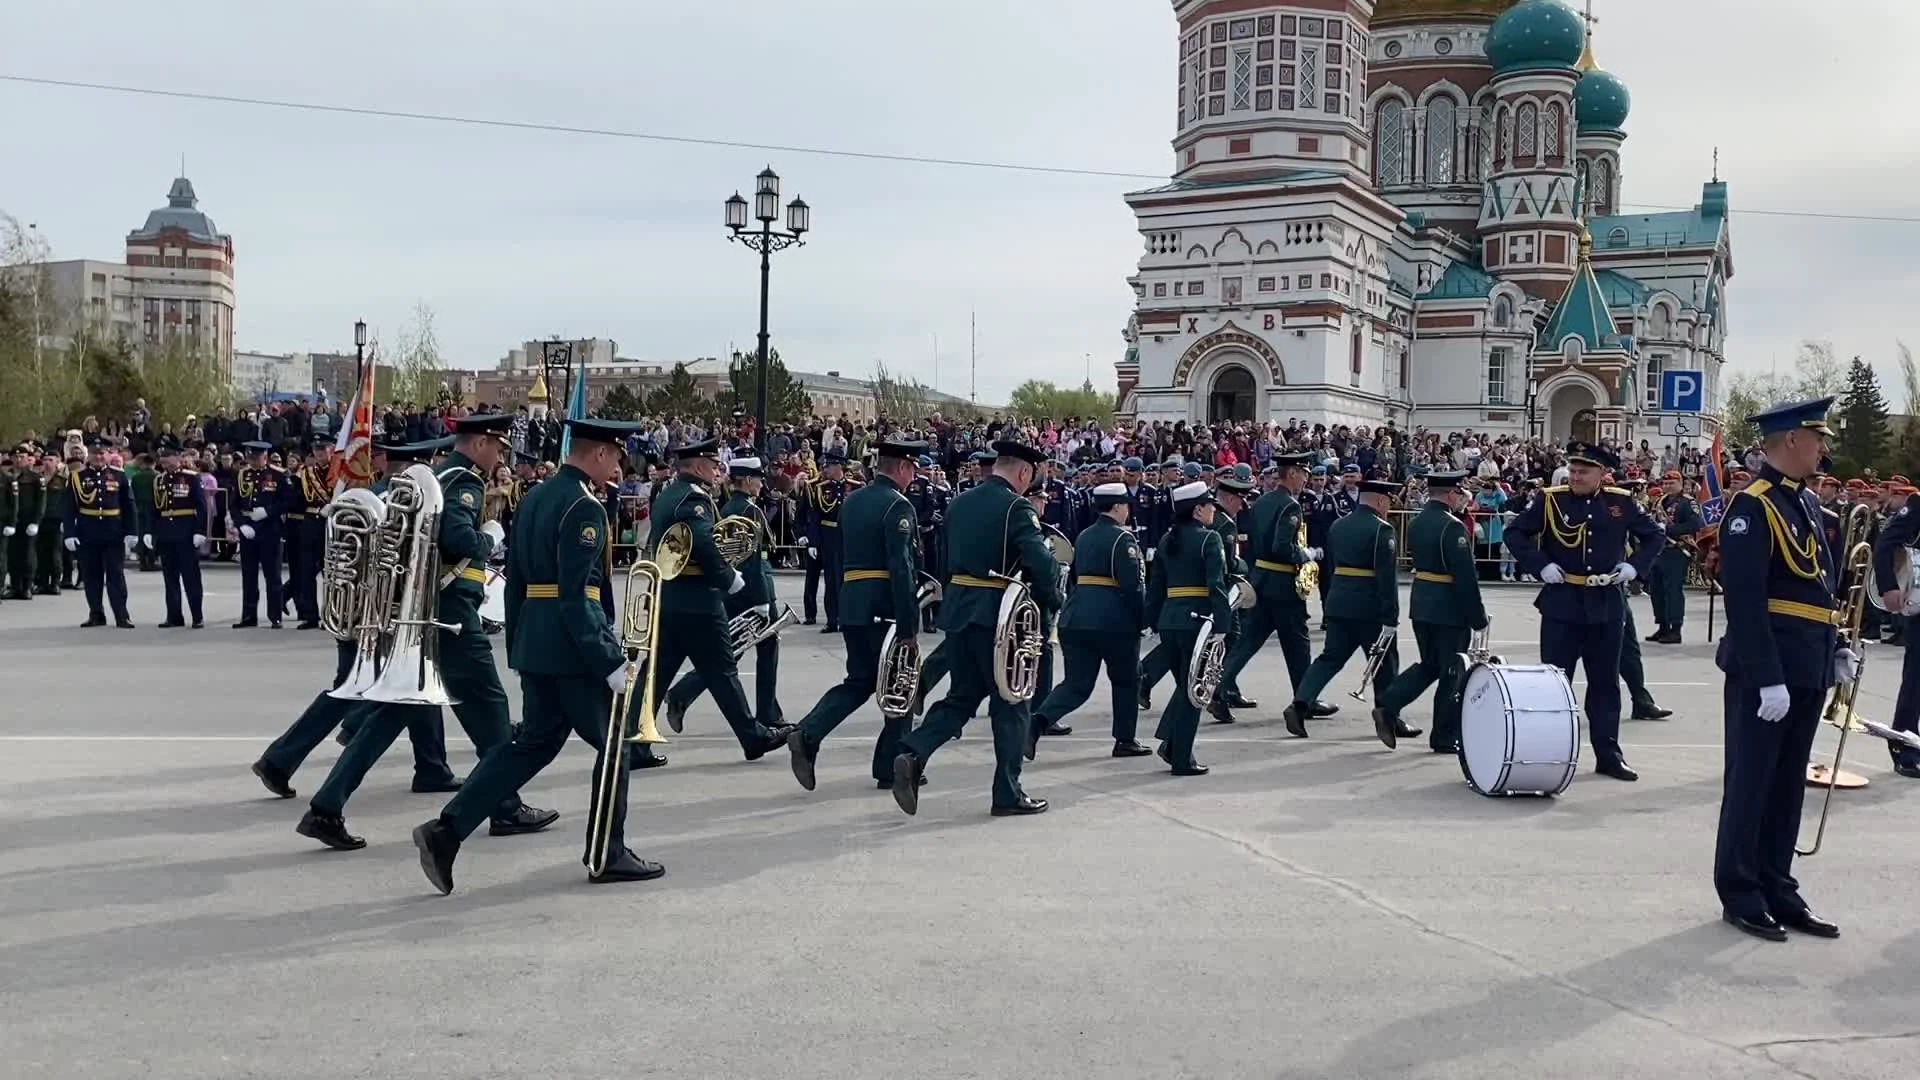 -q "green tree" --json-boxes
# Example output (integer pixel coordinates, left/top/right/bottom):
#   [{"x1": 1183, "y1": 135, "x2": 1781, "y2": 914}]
[
  {"x1": 871, "y1": 360, "x2": 933, "y2": 422},
  {"x1": 1721, "y1": 370, "x2": 1788, "y2": 446},
  {"x1": 383, "y1": 302, "x2": 447, "y2": 406},
  {"x1": 644, "y1": 362, "x2": 709, "y2": 419},
  {"x1": 1833, "y1": 354, "x2": 1891, "y2": 473},
  {"x1": 719, "y1": 348, "x2": 812, "y2": 425},
  {"x1": 141, "y1": 336, "x2": 232, "y2": 428},
  {"x1": 75, "y1": 337, "x2": 144, "y2": 428},
  {"x1": 600, "y1": 383, "x2": 644, "y2": 420},
  {"x1": 1007, "y1": 378, "x2": 1117, "y2": 424}
]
